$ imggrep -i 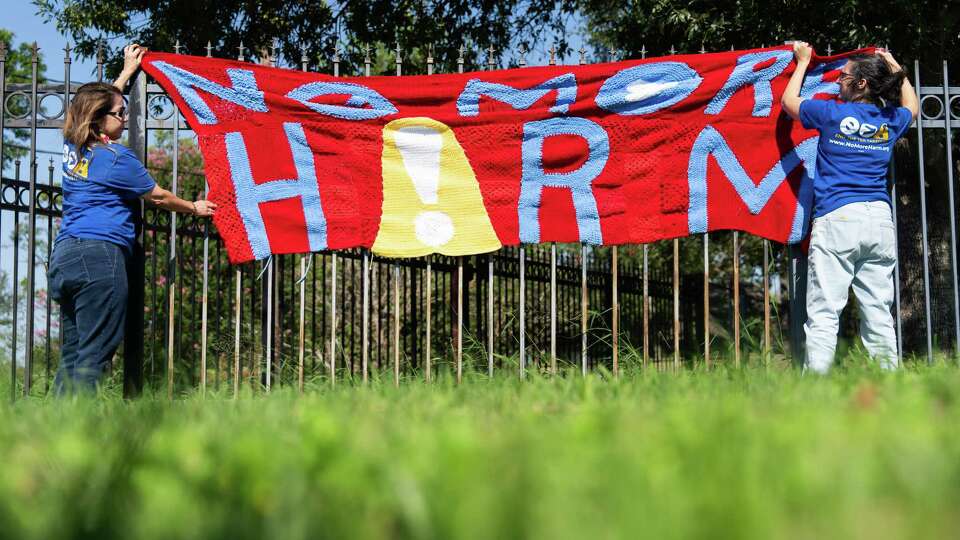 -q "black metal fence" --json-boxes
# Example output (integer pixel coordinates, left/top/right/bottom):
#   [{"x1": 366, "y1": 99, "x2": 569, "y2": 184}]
[{"x1": 2, "y1": 39, "x2": 957, "y2": 398}]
